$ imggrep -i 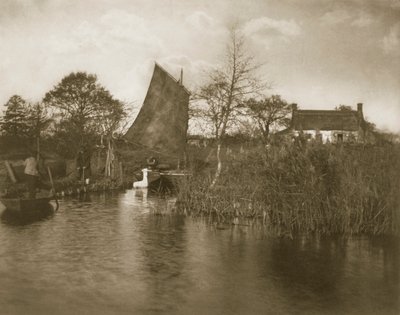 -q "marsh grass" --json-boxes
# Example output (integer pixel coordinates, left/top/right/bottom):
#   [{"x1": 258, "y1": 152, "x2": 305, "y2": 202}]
[{"x1": 176, "y1": 142, "x2": 400, "y2": 236}]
